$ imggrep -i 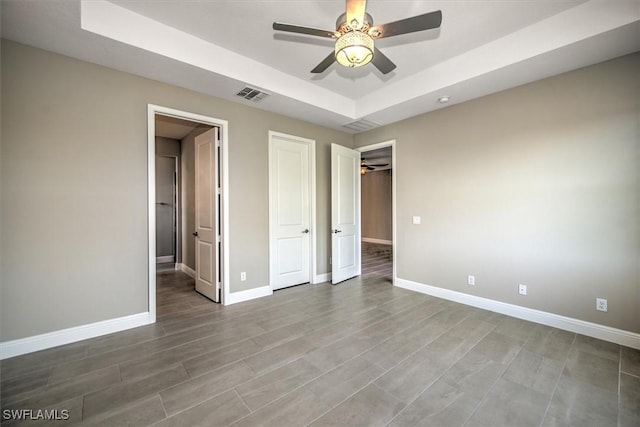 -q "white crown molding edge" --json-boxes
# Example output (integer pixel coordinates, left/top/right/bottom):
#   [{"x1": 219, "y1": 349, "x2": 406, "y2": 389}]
[
  {"x1": 395, "y1": 277, "x2": 640, "y2": 350},
  {"x1": 0, "y1": 312, "x2": 152, "y2": 360}
]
